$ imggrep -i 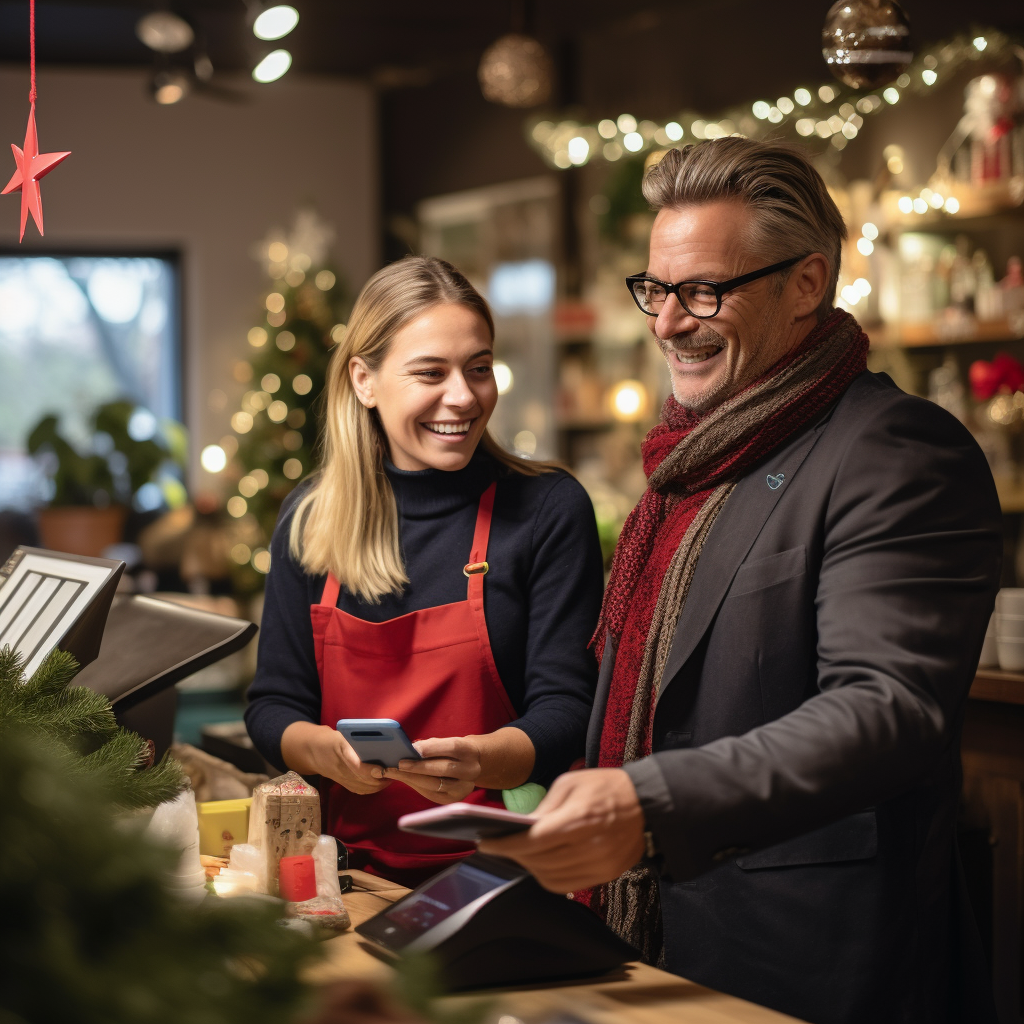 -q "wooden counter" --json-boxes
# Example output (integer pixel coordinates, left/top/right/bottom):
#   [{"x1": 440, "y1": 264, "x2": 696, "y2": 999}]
[{"x1": 310, "y1": 870, "x2": 805, "y2": 1024}]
